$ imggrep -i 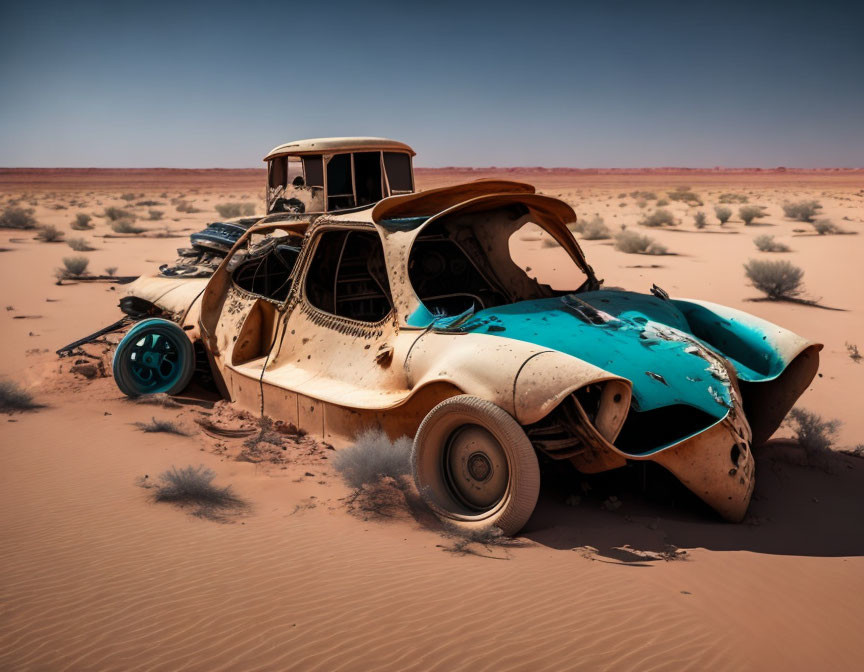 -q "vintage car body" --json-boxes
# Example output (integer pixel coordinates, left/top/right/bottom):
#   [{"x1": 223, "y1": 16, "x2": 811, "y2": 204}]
[{"x1": 114, "y1": 179, "x2": 820, "y2": 534}]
